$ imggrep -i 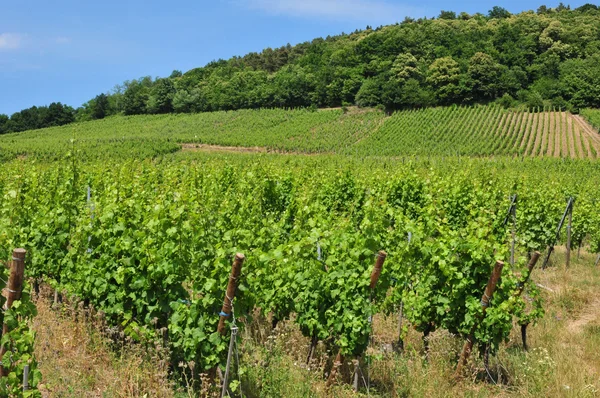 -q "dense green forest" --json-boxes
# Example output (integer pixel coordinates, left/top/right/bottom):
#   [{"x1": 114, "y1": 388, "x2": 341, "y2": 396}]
[{"x1": 1, "y1": 3, "x2": 600, "y2": 134}]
